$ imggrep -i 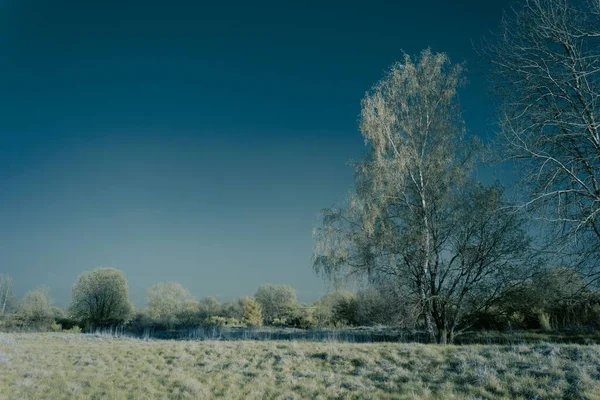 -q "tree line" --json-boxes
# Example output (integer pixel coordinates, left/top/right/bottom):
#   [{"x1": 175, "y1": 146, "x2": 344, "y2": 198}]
[{"x1": 1, "y1": 264, "x2": 599, "y2": 337}]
